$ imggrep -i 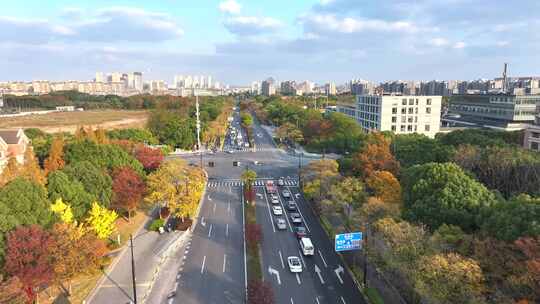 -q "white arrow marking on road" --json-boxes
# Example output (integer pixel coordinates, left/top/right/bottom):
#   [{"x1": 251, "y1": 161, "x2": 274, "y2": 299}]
[
  {"x1": 318, "y1": 250, "x2": 328, "y2": 268},
  {"x1": 213, "y1": 203, "x2": 216, "y2": 214},
  {"x1": 340, "y1": 296, "x2": 346, "y2": 304},
  {"x1": 314, "y1": 265, "x2": 325, "y2": 284},
  {"x1": 278, "y1": 250, "x2": 285, "y2": 269},
  {"x1": 268, "y1": 266, "x2": 281, "y2": 285},
  {"x1": 201, "y1": 217, "x2": 206, "y2": 227},
  {"x1": 290, "y1": 298, "x2": 294, "y2": 304},
  {"x1": 226, "y1": 224, "x2": 229, "y2": 237},
  {"x1": 316, "y1": 297, "x2": 321, "y2": 304},
  {"x1": 208, "y1": 195, "x2": 212, "y2": 201},
  {"x1": 201, "y1": 256, "x2": 206, "y2": 274},
  {"x1": 296, "y1": 273, "x2": 302, "y2": 285},
  {"x1": 335, "y1": 265, "x2": 344, "y2": 284},
  {"x1": 208, "y1": 224, "x2": 213, "y2": 238},
  {"x1": 168, "y1": 298, "x2": 174, "y2": 304}
]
